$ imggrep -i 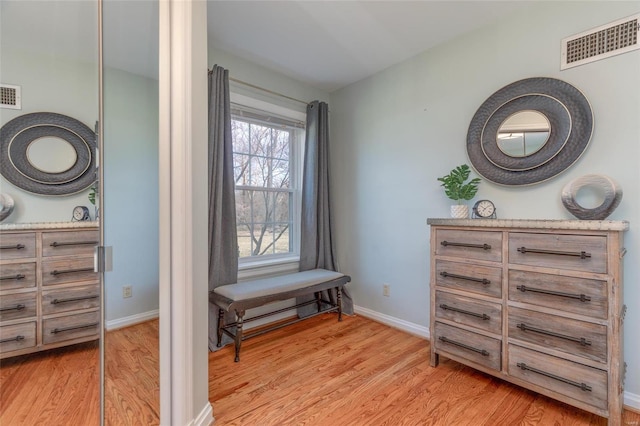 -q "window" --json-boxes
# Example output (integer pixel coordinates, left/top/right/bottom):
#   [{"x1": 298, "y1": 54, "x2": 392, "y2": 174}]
[{"x1": 231, "y1": 104, "x2": 304, "y2": 262}]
